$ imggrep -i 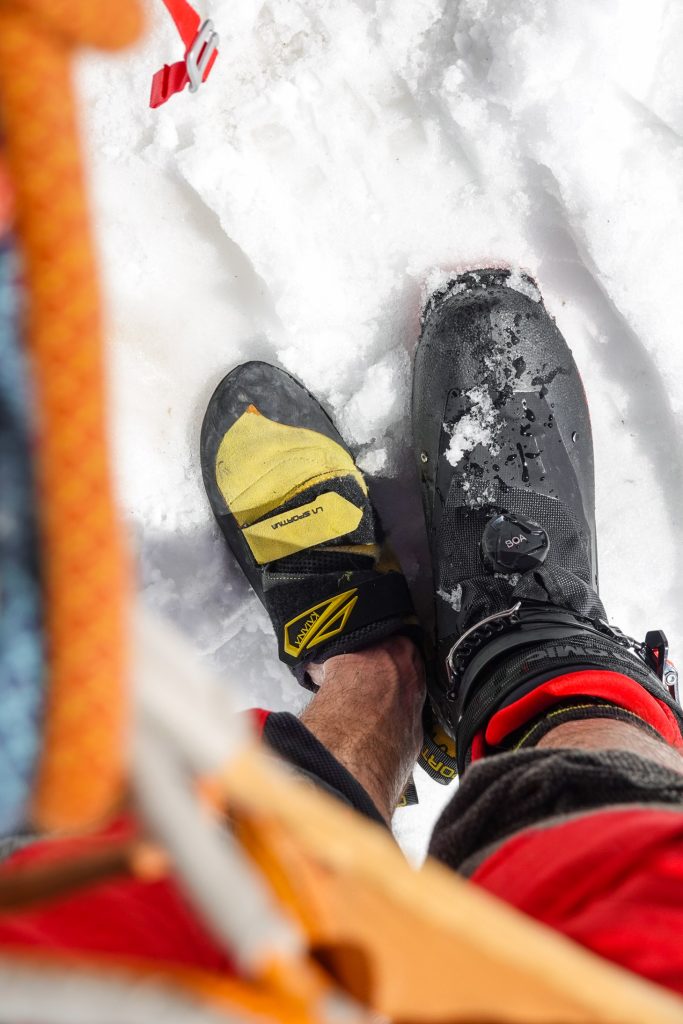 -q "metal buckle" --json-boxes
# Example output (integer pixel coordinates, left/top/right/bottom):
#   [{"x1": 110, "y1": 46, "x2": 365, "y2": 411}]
[
  {"x1": 187, "y1": 19, "x2": 219, "y2": 94},
  {"x1": 446, "y1": 602, "x2": 522, "y2": 685},
  {"x1": 664, "y1": 661, "x2": 680, "y2": 704}
]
